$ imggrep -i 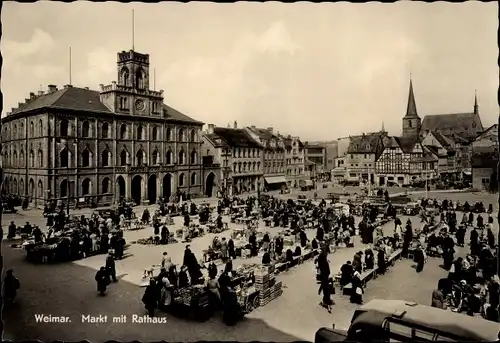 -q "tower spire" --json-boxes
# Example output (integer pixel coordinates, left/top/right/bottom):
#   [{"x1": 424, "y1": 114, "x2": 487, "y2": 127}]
[
  {"x1": 474, "y1": 89, "x2": 479, "y2": 114},
  {"x1": 405, "y1": 75, "x2": 418, "y2": 117},
  {"x1": 381, "y1": 121, "x2": 385, "y2": 132}
]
